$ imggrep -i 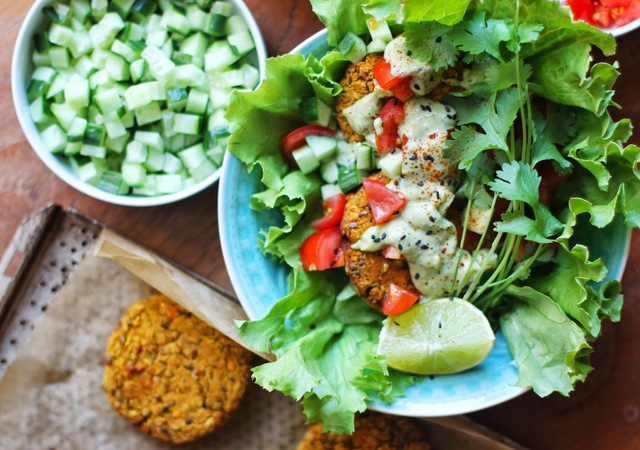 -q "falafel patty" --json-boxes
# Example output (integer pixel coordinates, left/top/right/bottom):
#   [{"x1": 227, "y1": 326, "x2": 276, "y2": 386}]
[
  {"x1": 103, "y1": 294, "x2": 254, "y2": 444},
  {"x1": 336, "y1": 53, "x2": 382, "y2": 143},
  {"x1": 340, "y1": 173, "x2": 418, "y2": 310},
  {"x1": 296, "y1": 412, "x2": 431, "y2": 449}
]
